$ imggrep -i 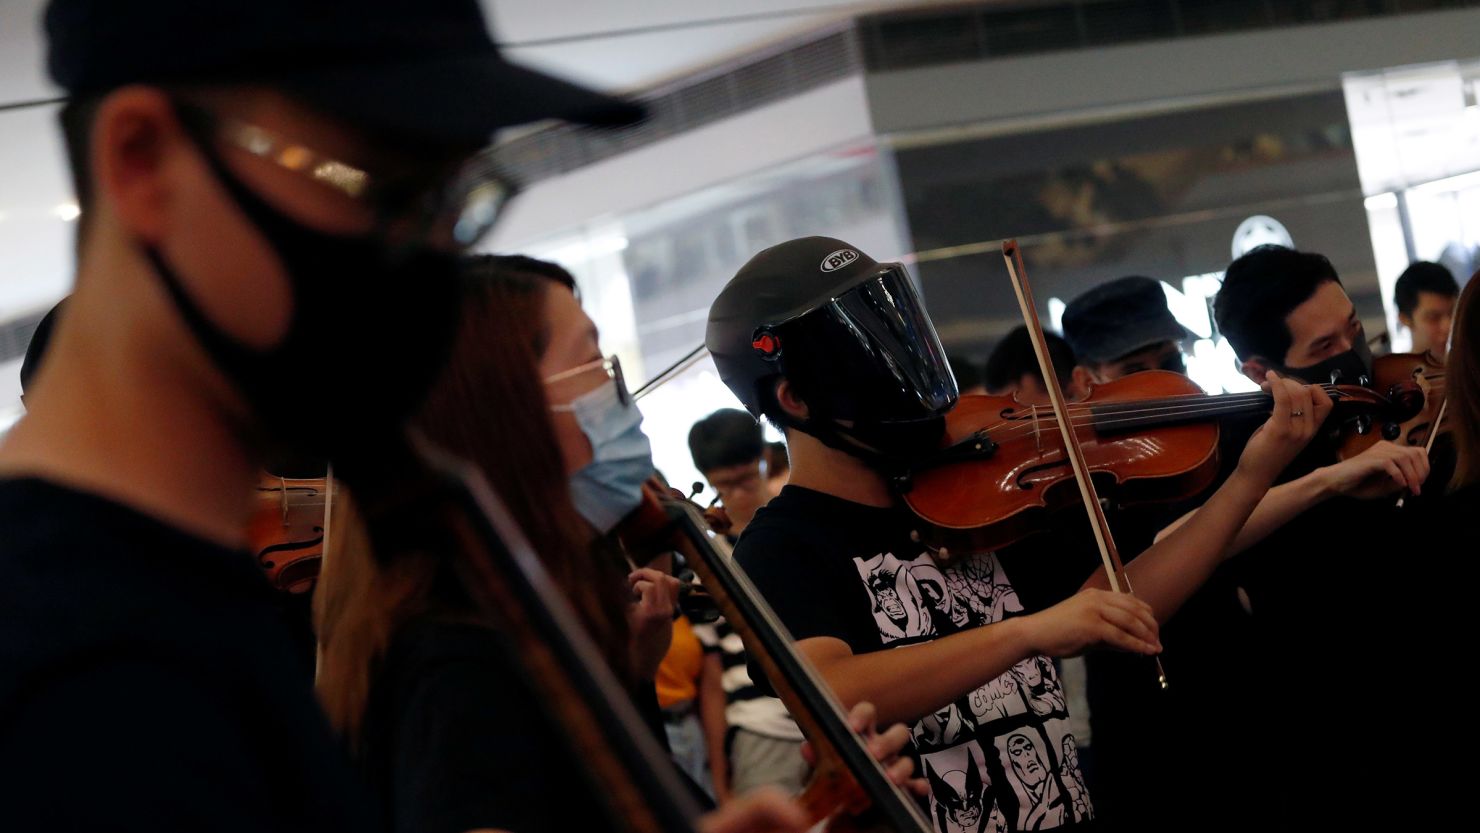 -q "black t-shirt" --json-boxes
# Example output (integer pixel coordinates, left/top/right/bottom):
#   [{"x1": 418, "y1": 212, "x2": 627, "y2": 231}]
[
  {"x1": 737, "y1": 486, "x2": 1093, "y2": 833},
  {"x1": 0, "y1": 478, "x2": 372, "y2": 832},
  {"x1": 994, "y1": 418, "x2": 1262, "y2": 832},
  {"x1": 1072, "y1": 417, "x2": 1460, "y2": 830},
  {"x1": 358, "y1": 617, "x2": 707, "y2": 833}
]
